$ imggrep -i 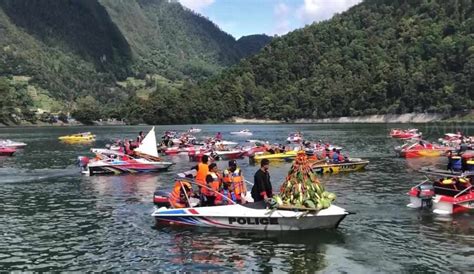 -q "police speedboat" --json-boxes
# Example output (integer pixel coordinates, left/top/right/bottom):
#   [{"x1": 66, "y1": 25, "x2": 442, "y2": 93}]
[{"x1": 151, "y1": 179, "x2": 350, "y2": 231}]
